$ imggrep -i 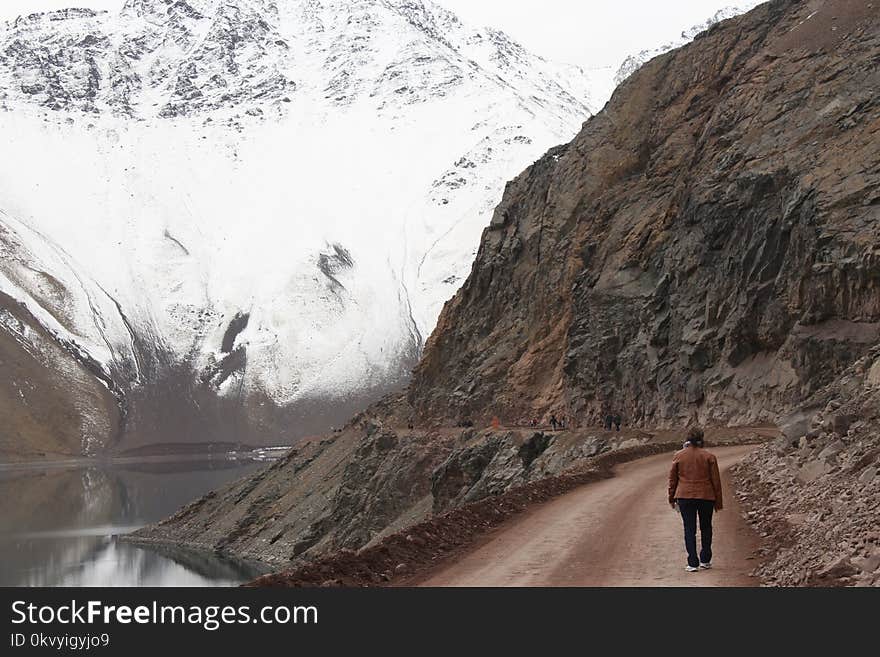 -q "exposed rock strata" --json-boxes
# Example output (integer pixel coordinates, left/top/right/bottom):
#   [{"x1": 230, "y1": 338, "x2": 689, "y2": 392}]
[{"x1": 409, "y1": 0, "x2": 880, "y2": 429}]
